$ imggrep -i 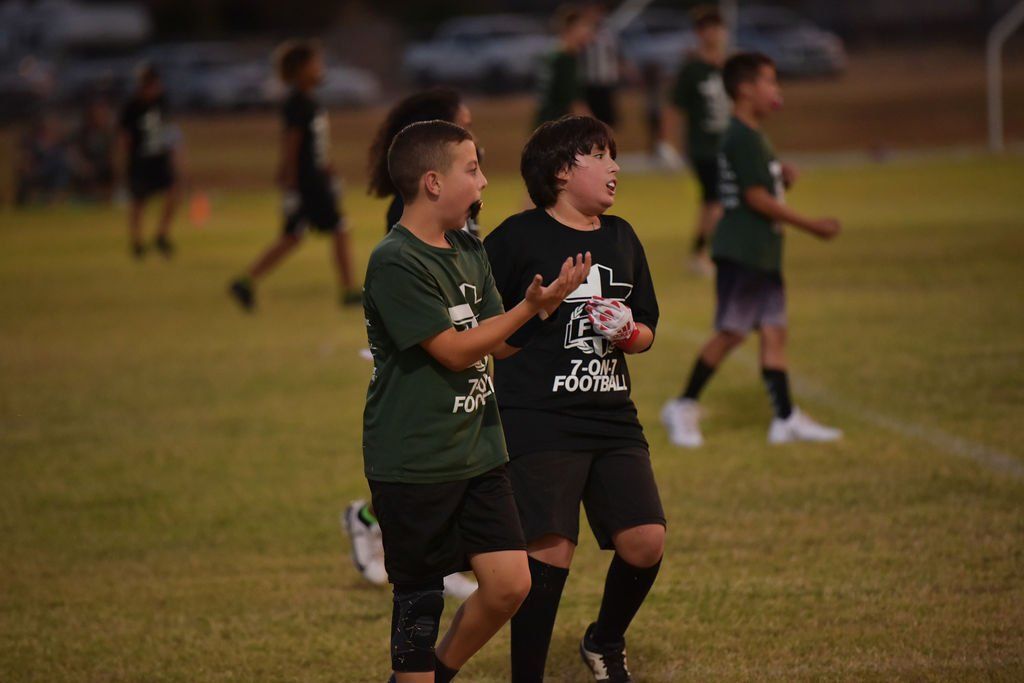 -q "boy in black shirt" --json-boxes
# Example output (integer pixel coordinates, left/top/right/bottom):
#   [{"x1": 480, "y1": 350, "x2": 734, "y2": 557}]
[
  {"x1": 118, "y1": 65, "x2": 180, "y2": 259},
  {"x1": 229, "y1": 41, "x2": 360, "y2": 311},
  {"x1": 484, "y1": 116, "x2": 664, "y2": 683}
]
